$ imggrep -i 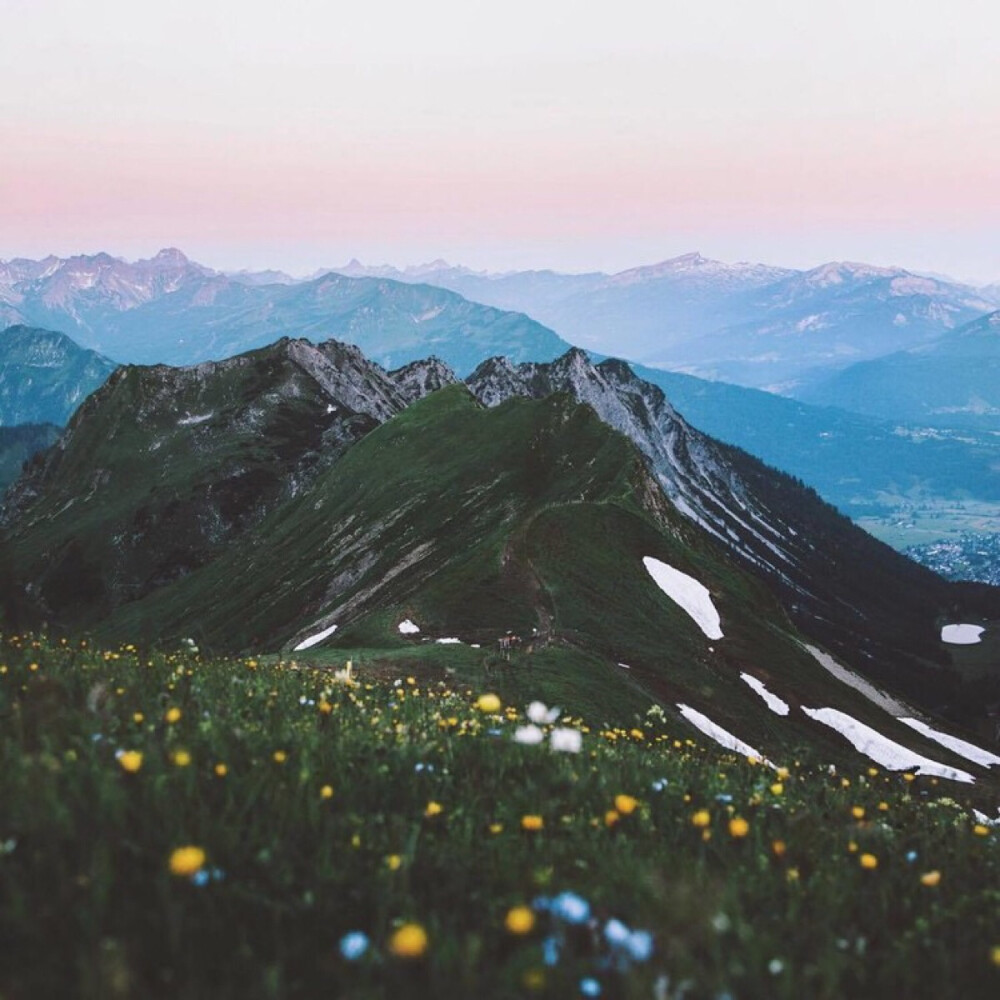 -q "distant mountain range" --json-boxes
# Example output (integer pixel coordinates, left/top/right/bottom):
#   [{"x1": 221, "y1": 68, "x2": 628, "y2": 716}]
[
  {"x1": 0, "y1": 249, "x2": 567, "y2": 373},
  {"x1": 328, "y1": 253, "x2": 999, "y2": 392},
  {"x1": 0, "y1": 326, "x2": 116, "y2": 425},
  {"x1": 796, "y1": 311, "x2": 1000, "y2": 428},
  {"x1": 4, "y1": 338, "x2": 998, "y2": 747}
]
